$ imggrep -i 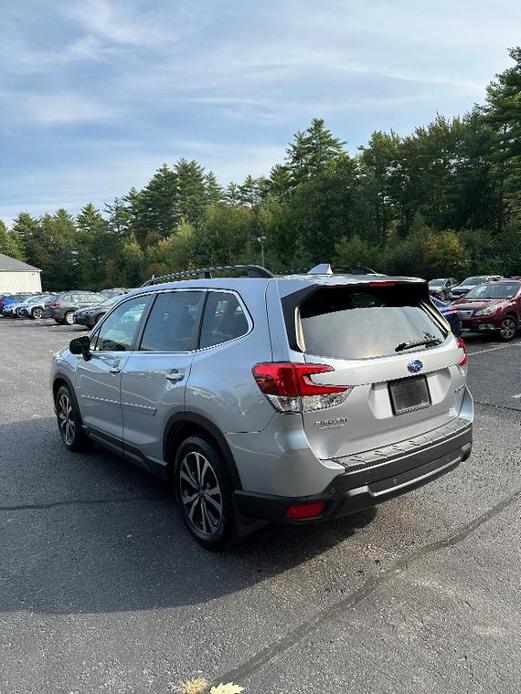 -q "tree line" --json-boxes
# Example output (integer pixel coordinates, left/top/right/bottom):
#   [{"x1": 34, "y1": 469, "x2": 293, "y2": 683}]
[{"x1": 1, "y1": 47, "x2": 520, "y2": 291}]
